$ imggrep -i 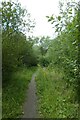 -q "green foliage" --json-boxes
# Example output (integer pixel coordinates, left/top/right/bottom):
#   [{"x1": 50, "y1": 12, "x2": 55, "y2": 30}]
[
  {"x1": 1, "y1": 1, "x2": 35, "y2": 33},
  {"x1": 2, "y1": 31, "x2": 38, "y2": 84},
  {"x1": 32, "y1": 36, "x2": 51, "y2": 67},
  {"x1": 0, "y1": 89, "x2": 2, "y2": 120},
  {"x1": 2, "y1": 1, "x2": 37, "y2": 84},
  {"x1": 36, "y1": 67, "x2": 78, "y2": 118},
  {"x1": 46, "y1": 0, "x2": 80, "y2": 103},
  {"x1": 39, "y1": 56, "x2": 49, "y2": 67},
  {"x1": 46, "y1": 0, "x2": 78, "y2": 33},
  {"x1": 2, "y1": 0, "x2": 80, "y2": 118},
  {"x1": 76, "y1": 2, "x2": 80, "y2": 103},
  {"x1": 2, "y1": 67, "x2": 36, "y2": 118},
  {"x1": 46, "y1": 31, "x2": 77, "y2": 84}
]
